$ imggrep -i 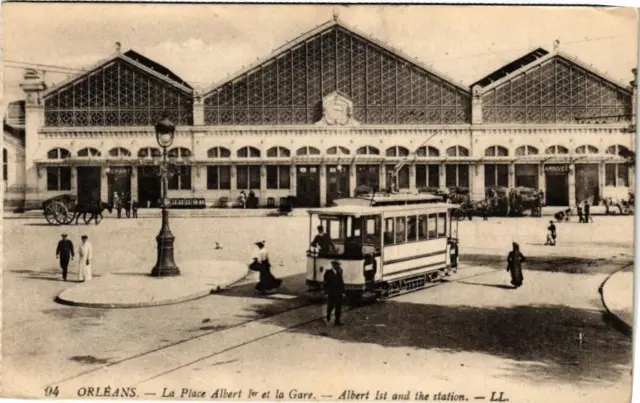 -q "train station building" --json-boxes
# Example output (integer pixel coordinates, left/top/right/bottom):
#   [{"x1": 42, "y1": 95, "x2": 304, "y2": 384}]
[{"x1": 3, "y1": 17, "x2": 636, "y2": 210}]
